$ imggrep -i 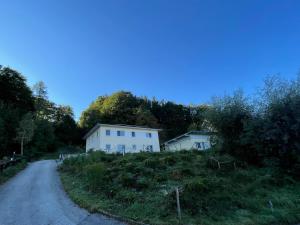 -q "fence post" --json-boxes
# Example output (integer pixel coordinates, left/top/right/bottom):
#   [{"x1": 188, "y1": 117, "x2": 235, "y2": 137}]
[
  {"x1": 176, "y1": 187, "x2": 182, "y2": 223},
  {"x1": 269, "y1": 200, "x2": 274, "y2": 212}
]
